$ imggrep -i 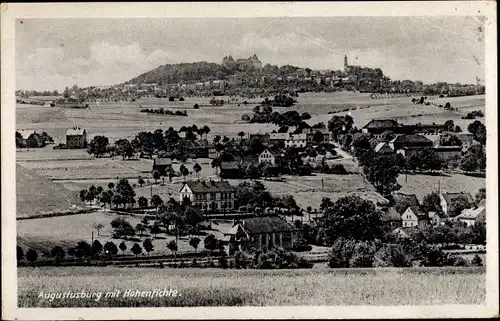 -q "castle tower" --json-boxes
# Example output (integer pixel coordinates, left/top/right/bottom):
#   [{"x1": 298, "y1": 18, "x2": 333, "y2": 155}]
[{"x1": 344, "y1": 54, "x2": 349, "y2": 73}]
